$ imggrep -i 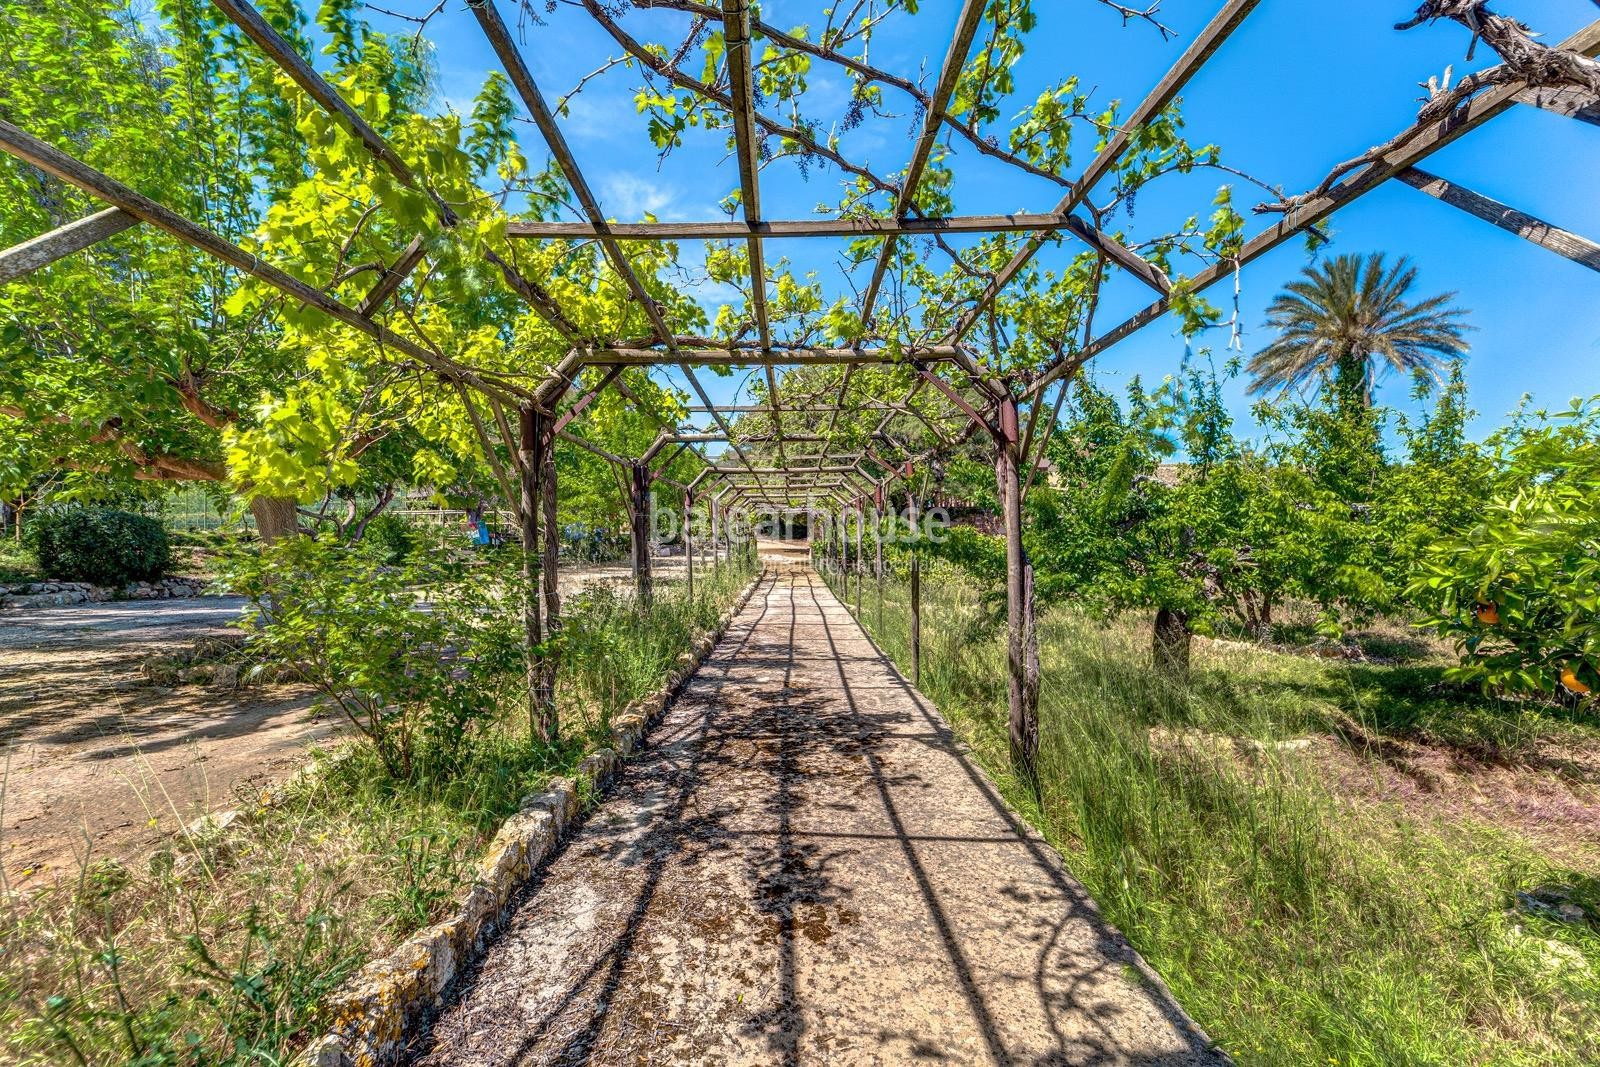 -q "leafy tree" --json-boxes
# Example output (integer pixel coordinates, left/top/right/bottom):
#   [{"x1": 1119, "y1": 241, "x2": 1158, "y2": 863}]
[
  {"x1": 1246, "y1": 253, "x2": 1472, "y2": 404},
  {"x1": 0, "y1": 0, "x2": 426, "y2": 533},
  {"x1": 1409, "y1": 396, "x2": 1600, "y2": 701}
]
